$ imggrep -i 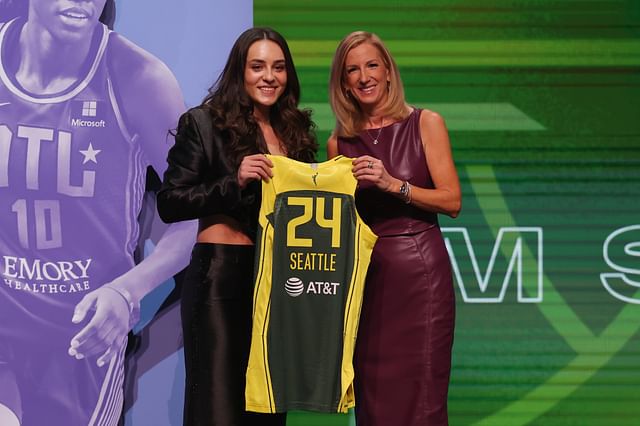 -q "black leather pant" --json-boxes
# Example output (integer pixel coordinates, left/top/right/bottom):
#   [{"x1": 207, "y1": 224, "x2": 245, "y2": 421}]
[{"x1": 181, "y1": 243, "x2": 286, "y2": 426}]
